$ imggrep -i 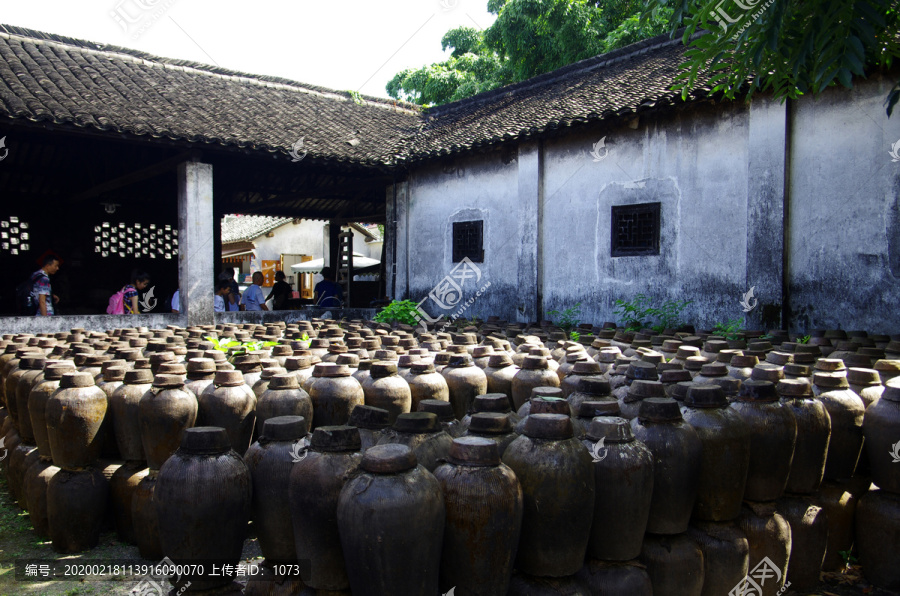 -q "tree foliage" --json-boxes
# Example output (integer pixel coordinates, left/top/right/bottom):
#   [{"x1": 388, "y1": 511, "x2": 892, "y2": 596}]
[
  {"x1": 387, "y1": 0, "x2": 672, "y2": 106},
  {"x1": 641, "y1": 0, "x2": 900, "y2": 115}
]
